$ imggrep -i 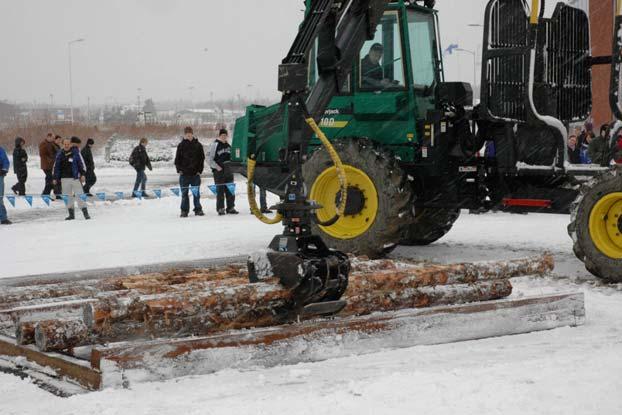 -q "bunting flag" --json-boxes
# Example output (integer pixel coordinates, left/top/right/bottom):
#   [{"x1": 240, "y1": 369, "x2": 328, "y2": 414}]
[{"x1": 4, "y1": 182, "x2": 243, "y2": 209}]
